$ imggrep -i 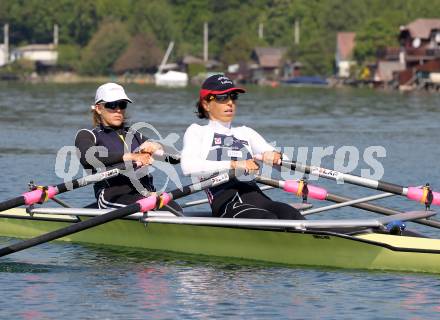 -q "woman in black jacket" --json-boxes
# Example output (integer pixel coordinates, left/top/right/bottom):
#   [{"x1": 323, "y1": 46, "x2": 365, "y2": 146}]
[{"x1": 75, "y1": 82, "x2": 177, "y2": 210}]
